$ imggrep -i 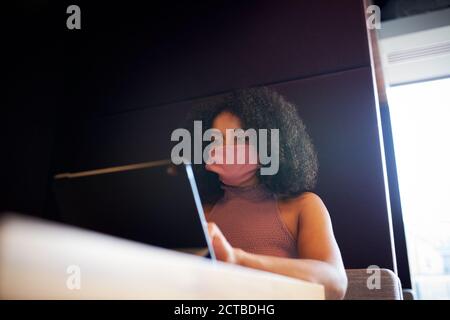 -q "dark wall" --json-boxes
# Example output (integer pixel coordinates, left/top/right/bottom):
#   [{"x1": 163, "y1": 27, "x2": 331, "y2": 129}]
[
  {"x1": 63, "y1": 0, "x2": 371, "y2": 115},
  {"x1": 4, "y1": 1, "x2": 396, "y2": 271},
  {"x1": 3, "y1": 2, "x2": 61, "y2": 215}
]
